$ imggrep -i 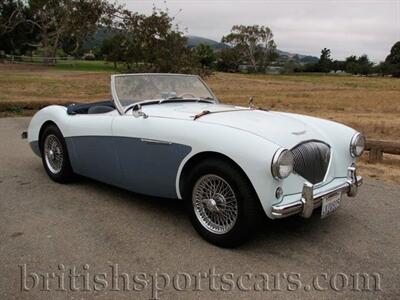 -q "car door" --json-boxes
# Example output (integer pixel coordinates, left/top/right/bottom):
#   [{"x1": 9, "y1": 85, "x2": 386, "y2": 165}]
[
  {"x1": 65, "y1": 114, "x2": 122, "y2": 186},
  {"x1": 111, "y1": 113, "x2": 192, "y2": 199}
]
